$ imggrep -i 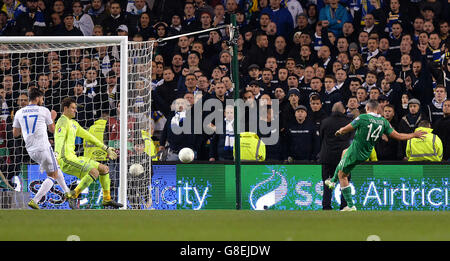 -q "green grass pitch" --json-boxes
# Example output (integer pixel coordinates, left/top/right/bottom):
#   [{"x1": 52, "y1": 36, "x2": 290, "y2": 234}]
[{"x1": 1, "y1": 210, "x2": 450, "y2": 241}]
